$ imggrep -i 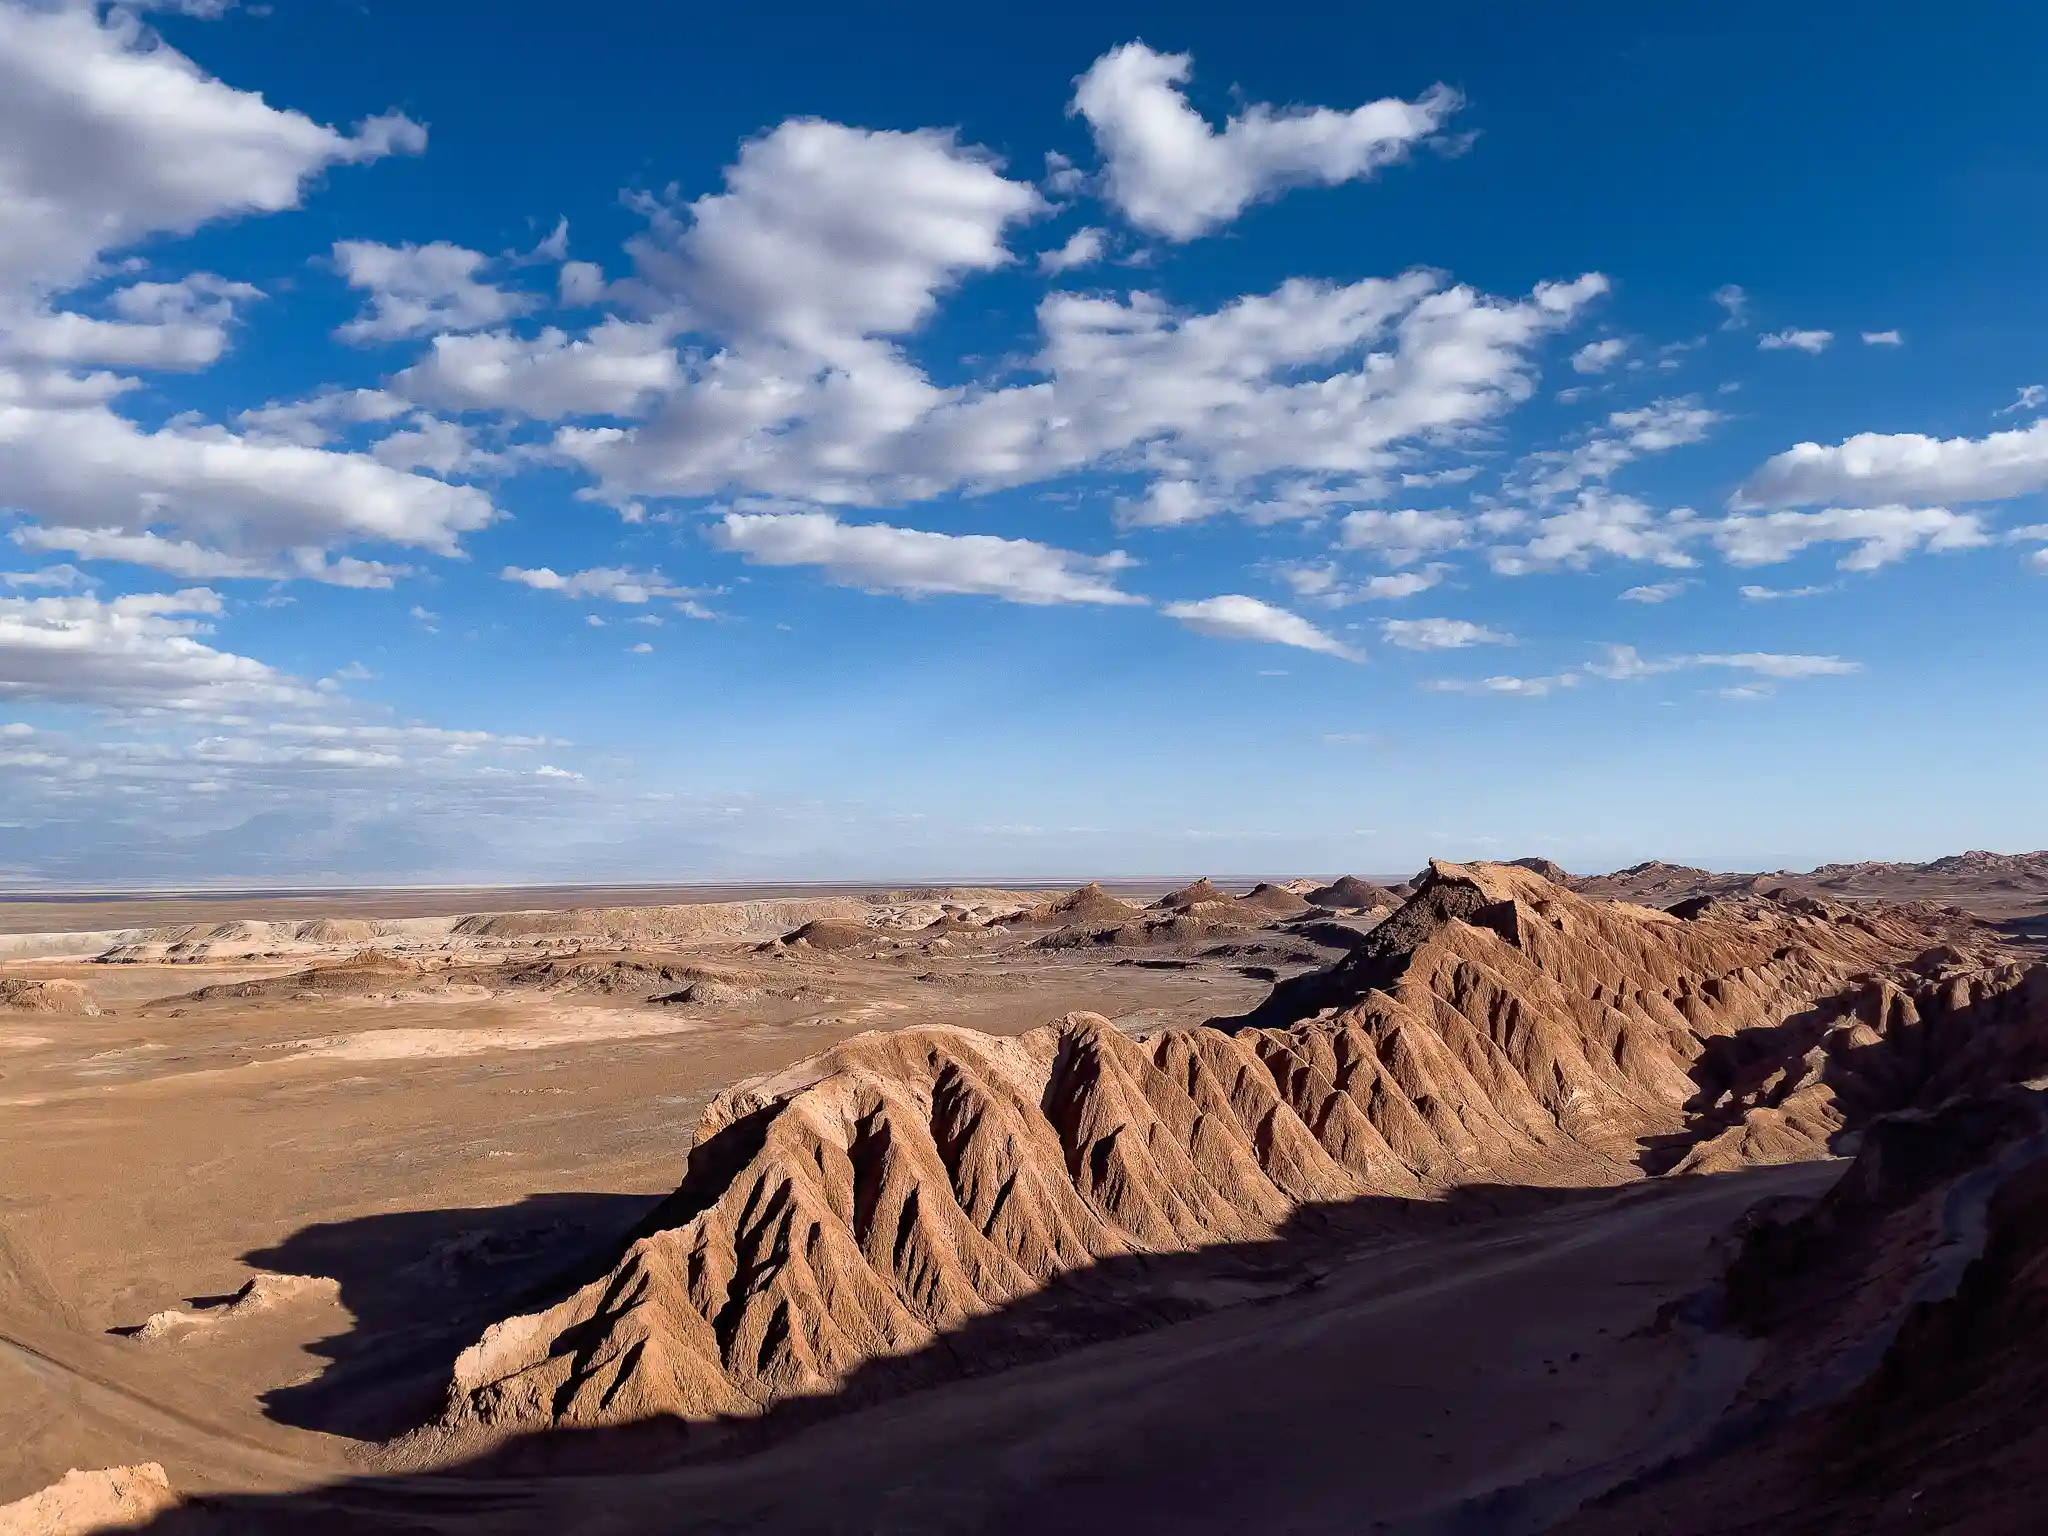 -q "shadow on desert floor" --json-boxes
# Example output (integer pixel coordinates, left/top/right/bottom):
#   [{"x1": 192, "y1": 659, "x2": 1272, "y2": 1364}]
[
  {"x1": 121, "y1": 1165, "x2": 1827, "y2": 1535},
  {"x1": 241, "y1": 1192, "x2": 661, "y2": 1441}
]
